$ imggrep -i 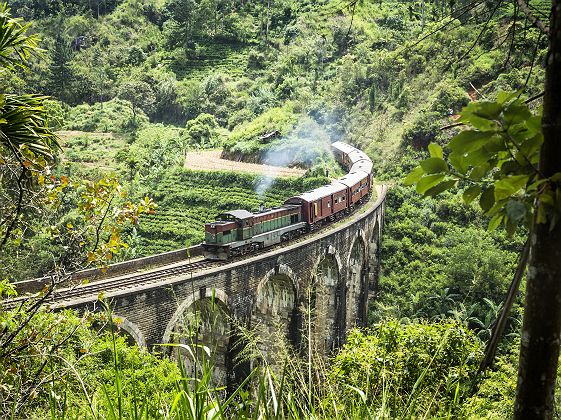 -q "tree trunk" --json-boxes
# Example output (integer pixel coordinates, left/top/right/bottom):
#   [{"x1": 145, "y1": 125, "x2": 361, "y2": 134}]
[{"x1": 514, "y1": 1, "x2": 561, "y2": 417}]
